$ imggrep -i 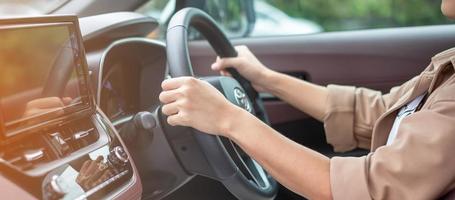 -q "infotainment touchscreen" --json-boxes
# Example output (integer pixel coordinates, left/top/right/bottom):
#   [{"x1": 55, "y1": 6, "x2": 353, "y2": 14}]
[{"x1": 0, "y1": 20, "x2": 92, "y2": 137}]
